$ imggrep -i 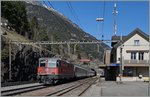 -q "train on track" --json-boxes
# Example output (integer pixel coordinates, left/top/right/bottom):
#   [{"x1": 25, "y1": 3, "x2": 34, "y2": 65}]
[{"x1": 37, "y1": 58, "x2": 96, "y2": 84}]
